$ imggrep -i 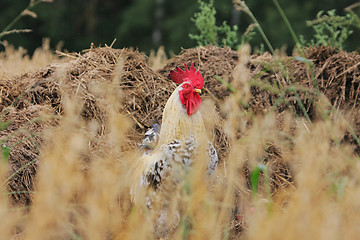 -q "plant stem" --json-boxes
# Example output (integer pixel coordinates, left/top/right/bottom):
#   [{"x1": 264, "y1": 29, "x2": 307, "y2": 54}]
[
  {"x1": 215, "y1": 76, "x2": 236, "y2": 93},
  {"x1": 2, "y1": 158, "x2": 38, "y2": 187},
  {"x1": 0, "y1": 0, "x2": 44, "y2": 40},
  {"x1": 292, "y1": 88, "x2": 312, "y2": 124},
  {"x1": 272, "y1": 0, "x2": 304, "y2": 56},
  {"x1": 238, "y1": 2, "x2": 275, "y2": 55}
]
